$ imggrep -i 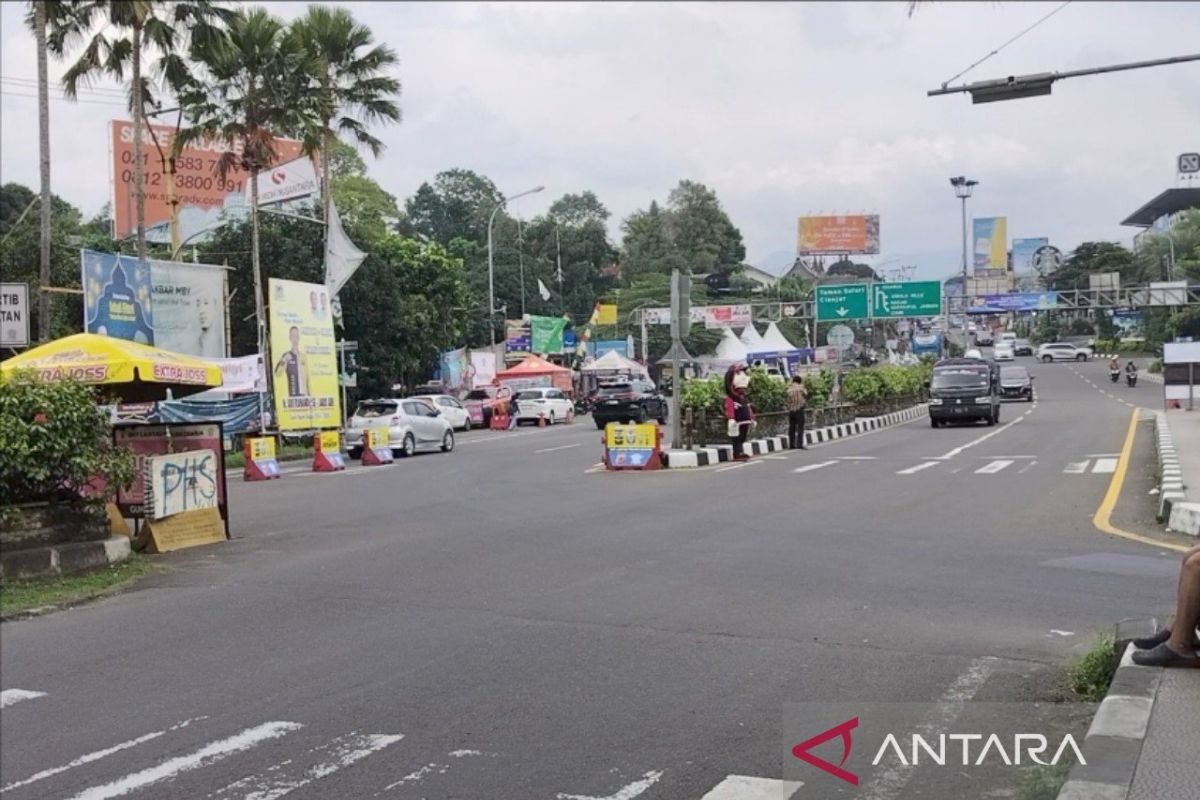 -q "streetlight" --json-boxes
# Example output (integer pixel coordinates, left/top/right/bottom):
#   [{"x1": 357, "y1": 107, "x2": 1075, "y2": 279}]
[
  {"x1": 950, "y1": 176, "x2": 978, "y2": 347},
  {"x1": 488, "y1": 185, "x2": 545, "y2": 346}
]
